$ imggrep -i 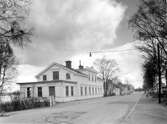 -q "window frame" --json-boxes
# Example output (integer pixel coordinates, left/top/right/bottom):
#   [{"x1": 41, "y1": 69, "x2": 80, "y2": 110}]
[
  {"x1": 53, "y1": 71, "x2": 59, "y2": 80},
  {"x1": 43, "y1": 75, "x2": 47, "y2": 81},
  {"x1": 85, "y1": 87, "x2": 87, "y2": 96},
  {"x1": 71, "y1": 86, "x2": 74, "y2": 96},
  {"x1": 49, "y1": 86, "x2": 55, "y2": 96},
  {"x1": 66, "y1": 86, "x2": 69, "y2": 97},
  {"x1": 27, "y1": 87, "x2": 31, "y2": 98},
  {"x1": 37, "y1": 87, "x2": 42, "y2": 97},
  {"x1": 89, "y1": 87, "x2": 91, "y2": 95},
  {"x1": 66, "y1": 73, "x2": 71, "y2": 79},
  {"x1": 80, "y1": 87, "x2": 83, "y2": 96}
]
